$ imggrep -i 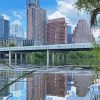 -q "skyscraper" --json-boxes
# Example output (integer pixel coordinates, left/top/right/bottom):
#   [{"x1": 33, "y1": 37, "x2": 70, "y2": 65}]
[
  {"x1": 47, "y1": 18, "x2": 67, "y2": 45},
  {"x1": 27, "y1": 0, "x2": 47, "y2": 45},
  {"x1": 73, "y1": 19, "x2": 94, "y2": 43},
  {"x1": 0, "y1": 15, "x2": 10, "y2": 39},
  {"x1": 10, "y1": 21, "x2": 24, "y2": 38},
  {"x1": 67, "y1": 25, "x2": 72, "y2": 43}
]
